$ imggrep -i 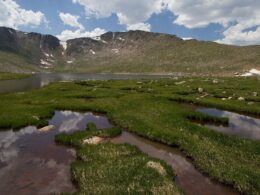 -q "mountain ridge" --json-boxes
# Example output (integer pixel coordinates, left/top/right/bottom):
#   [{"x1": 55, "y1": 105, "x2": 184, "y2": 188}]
[{"x1": 0, "y1": 26, "x2": 260, "y2": 76}]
